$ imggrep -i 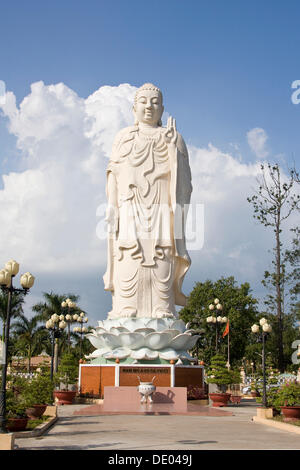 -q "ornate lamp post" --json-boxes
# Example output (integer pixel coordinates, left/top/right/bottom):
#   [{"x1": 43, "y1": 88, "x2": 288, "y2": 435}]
[
  {"x1": 73, "y1": 313, "x2": 88, "y2": 359},
  {"x1": 206, "y1": 298, "x2": 227, "y2": 352},
  {"x1": 0, "y1": 260, "x2": 35, "y2": 433},
  {"x1": 46, "y1": 315, "x2": 67, "y2": 381},
  {"x1": 61, "y1": 299, "x2": 77, "y2": 352},
  {"x1": 251, "y1": 318, "x2": 272, "y2": 408}
]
